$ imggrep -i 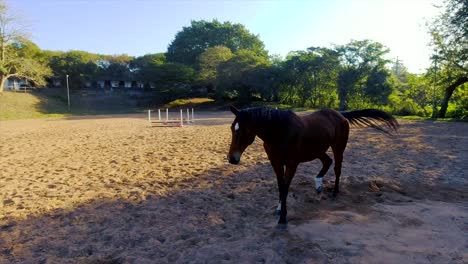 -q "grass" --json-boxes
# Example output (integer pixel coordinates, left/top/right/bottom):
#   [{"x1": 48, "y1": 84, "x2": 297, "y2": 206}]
[
  {"x1": 395, "y1": 115, "x2": 467, "y2": 122},
  {"x1": 0, "y1": 91, "x2": 71, "y2": 120},
  {"x1": 164, "y1": 98, "x2": 215, "y2": 108},
  {"x1": 0, "y1": 90, "x2": 143, "y2": 121},
  {"x1": 1, "y1": 91, "x2": 220, "y2": 121}
]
